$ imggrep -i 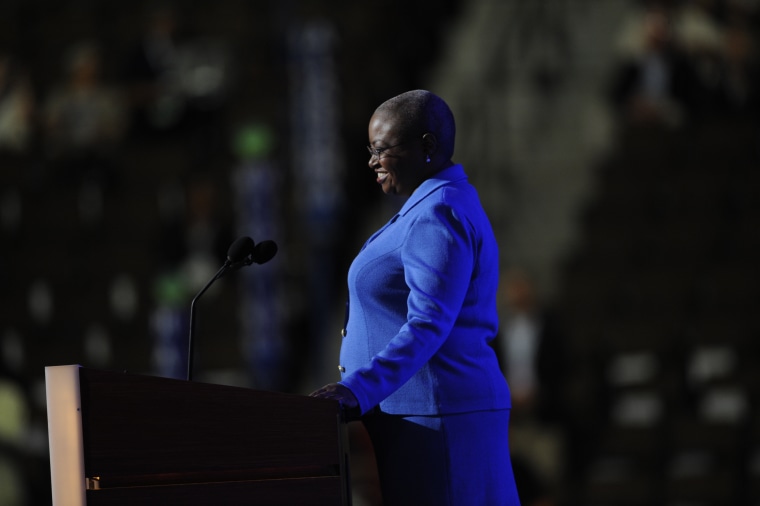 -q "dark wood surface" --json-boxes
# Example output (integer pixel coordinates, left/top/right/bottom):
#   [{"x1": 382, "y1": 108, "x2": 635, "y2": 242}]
[
  {"x1": 86, "y1": 476, "x2": 344, "y2": 506},
  {"x1": 77, "y1": 368, "x2": 349, "y2": 504}
]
